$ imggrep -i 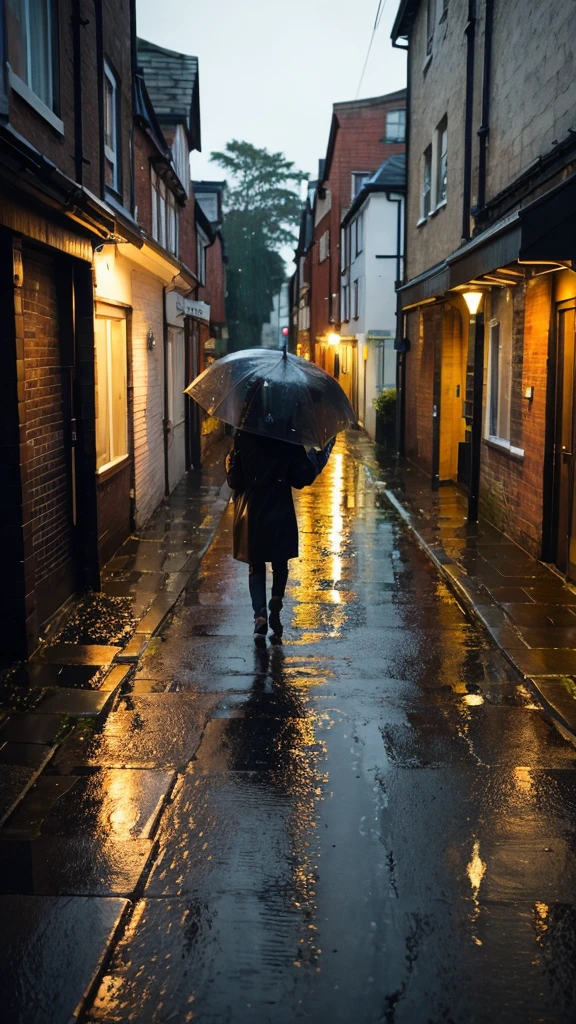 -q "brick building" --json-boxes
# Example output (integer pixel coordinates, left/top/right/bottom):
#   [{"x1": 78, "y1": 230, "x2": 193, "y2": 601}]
[
  {"x1": 308, "y1": 91, "x2": 406, "y2": 413},
  {"x1": 392, "y1": 0, "x2": 576, "y2": 578},
  {"x1": 0, "y1": 6, "x2": 226, "y2": 658}
]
